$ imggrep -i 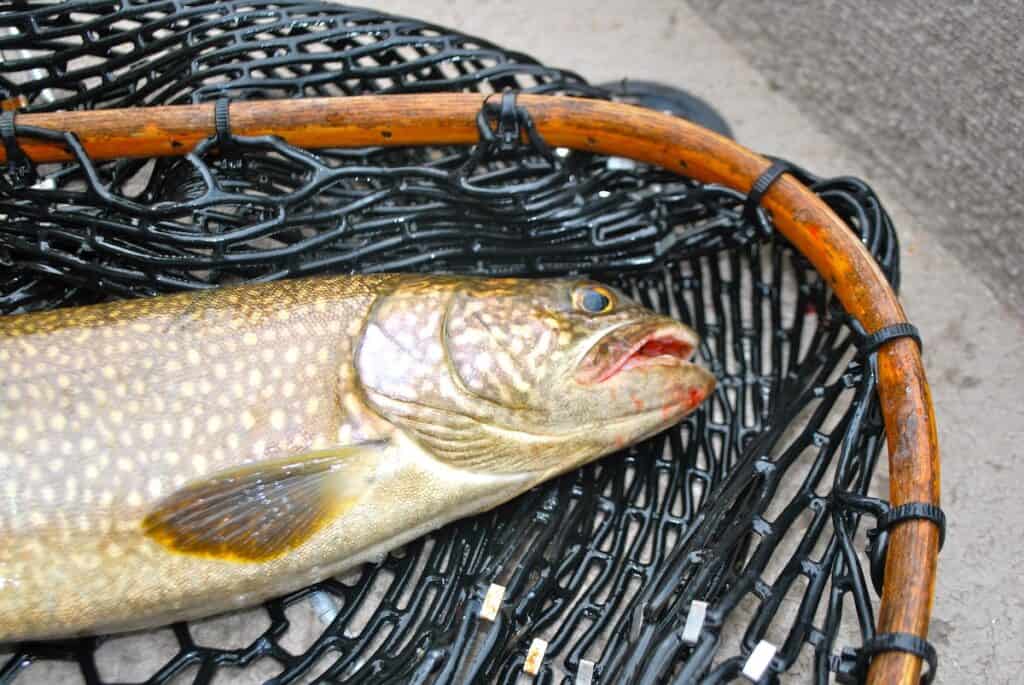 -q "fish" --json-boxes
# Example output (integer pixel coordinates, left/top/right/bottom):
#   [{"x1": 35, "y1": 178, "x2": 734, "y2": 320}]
[{"x1": 0, "y1": 274, "x2": 715, "y2": 642}]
